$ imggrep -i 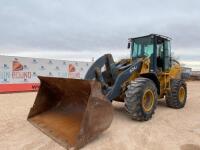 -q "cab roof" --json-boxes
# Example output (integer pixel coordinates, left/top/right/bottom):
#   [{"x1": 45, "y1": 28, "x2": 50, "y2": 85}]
[{"x1": 129, "y1": 34, "x2": 171, "y2": 41}]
